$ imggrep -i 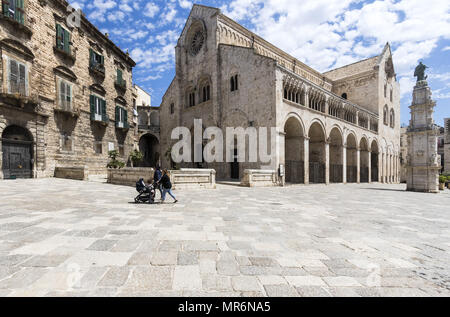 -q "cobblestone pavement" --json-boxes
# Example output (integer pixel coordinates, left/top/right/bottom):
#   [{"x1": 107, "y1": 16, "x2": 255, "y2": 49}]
[{"x1": 0, "y1": 178, "x2": 449, "y2": 297}]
